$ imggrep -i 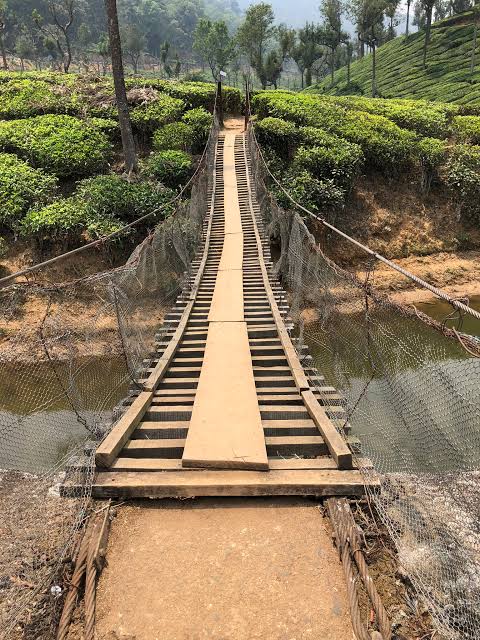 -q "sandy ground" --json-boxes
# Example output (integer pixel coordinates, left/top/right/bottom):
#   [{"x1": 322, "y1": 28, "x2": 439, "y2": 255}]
[{"x1": 96, "y1": 498, "x2": 355, "y2": 640}]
